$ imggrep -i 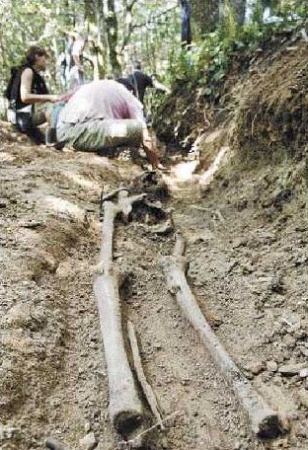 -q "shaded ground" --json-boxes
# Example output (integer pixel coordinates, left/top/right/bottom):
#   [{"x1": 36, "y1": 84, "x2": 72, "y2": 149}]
[{"x1": 1, "y1": 35, "x2": 308, "y2": 450}]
